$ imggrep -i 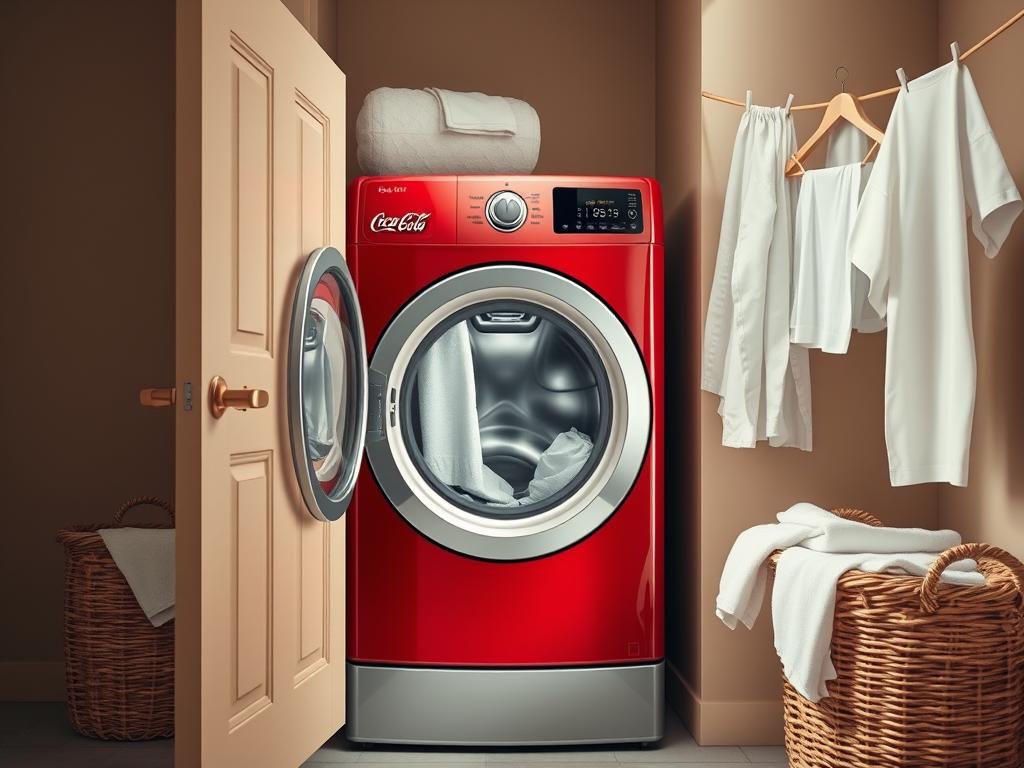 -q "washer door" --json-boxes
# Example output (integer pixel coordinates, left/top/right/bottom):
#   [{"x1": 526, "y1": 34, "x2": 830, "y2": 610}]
[
  {"x1": 366, "y1": 265, "x2": 650, "y2": 560},
  {"x1": 288, "y1": 247, "x2": 368, "y2": 522}
]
